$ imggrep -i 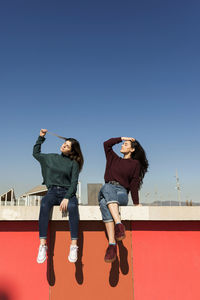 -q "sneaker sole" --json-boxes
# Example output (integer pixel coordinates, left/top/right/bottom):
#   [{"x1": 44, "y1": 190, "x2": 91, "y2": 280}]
[
  {"x1": 116, "y1": 234, "x2": 126, "y2": 241},
  {"x1": 68, "y1": 256, "x2": 77, "y2": 263},
  {"x1": 37, "y1": 257, "x2": 47, "y2": 264},
  {"x1": 104, "y1": 255, "x2": 117, "y2": 263}
]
